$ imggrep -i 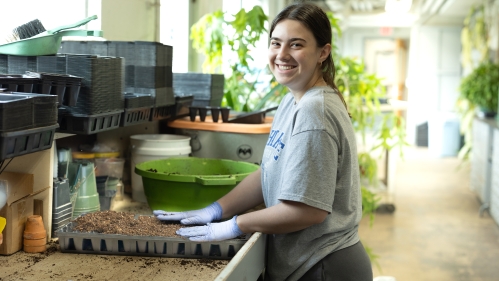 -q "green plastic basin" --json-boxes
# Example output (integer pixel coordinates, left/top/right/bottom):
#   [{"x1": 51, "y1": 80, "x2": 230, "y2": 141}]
[{"x1": 135, "y1": 157, "x2": 260, "y2": 211}]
